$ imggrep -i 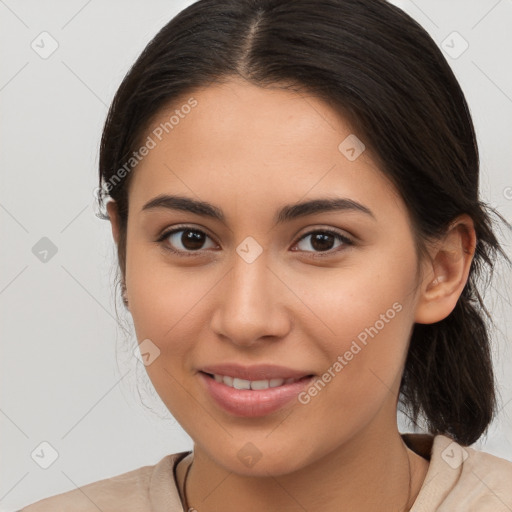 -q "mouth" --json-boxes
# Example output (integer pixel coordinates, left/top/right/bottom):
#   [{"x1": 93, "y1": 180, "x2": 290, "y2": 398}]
[
  {"x1": 198, "y1": 369, "x2": 316, "y2": 417},
  {"x1": 200, "y1": 371, "x2": 314, "y2": 390}
]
